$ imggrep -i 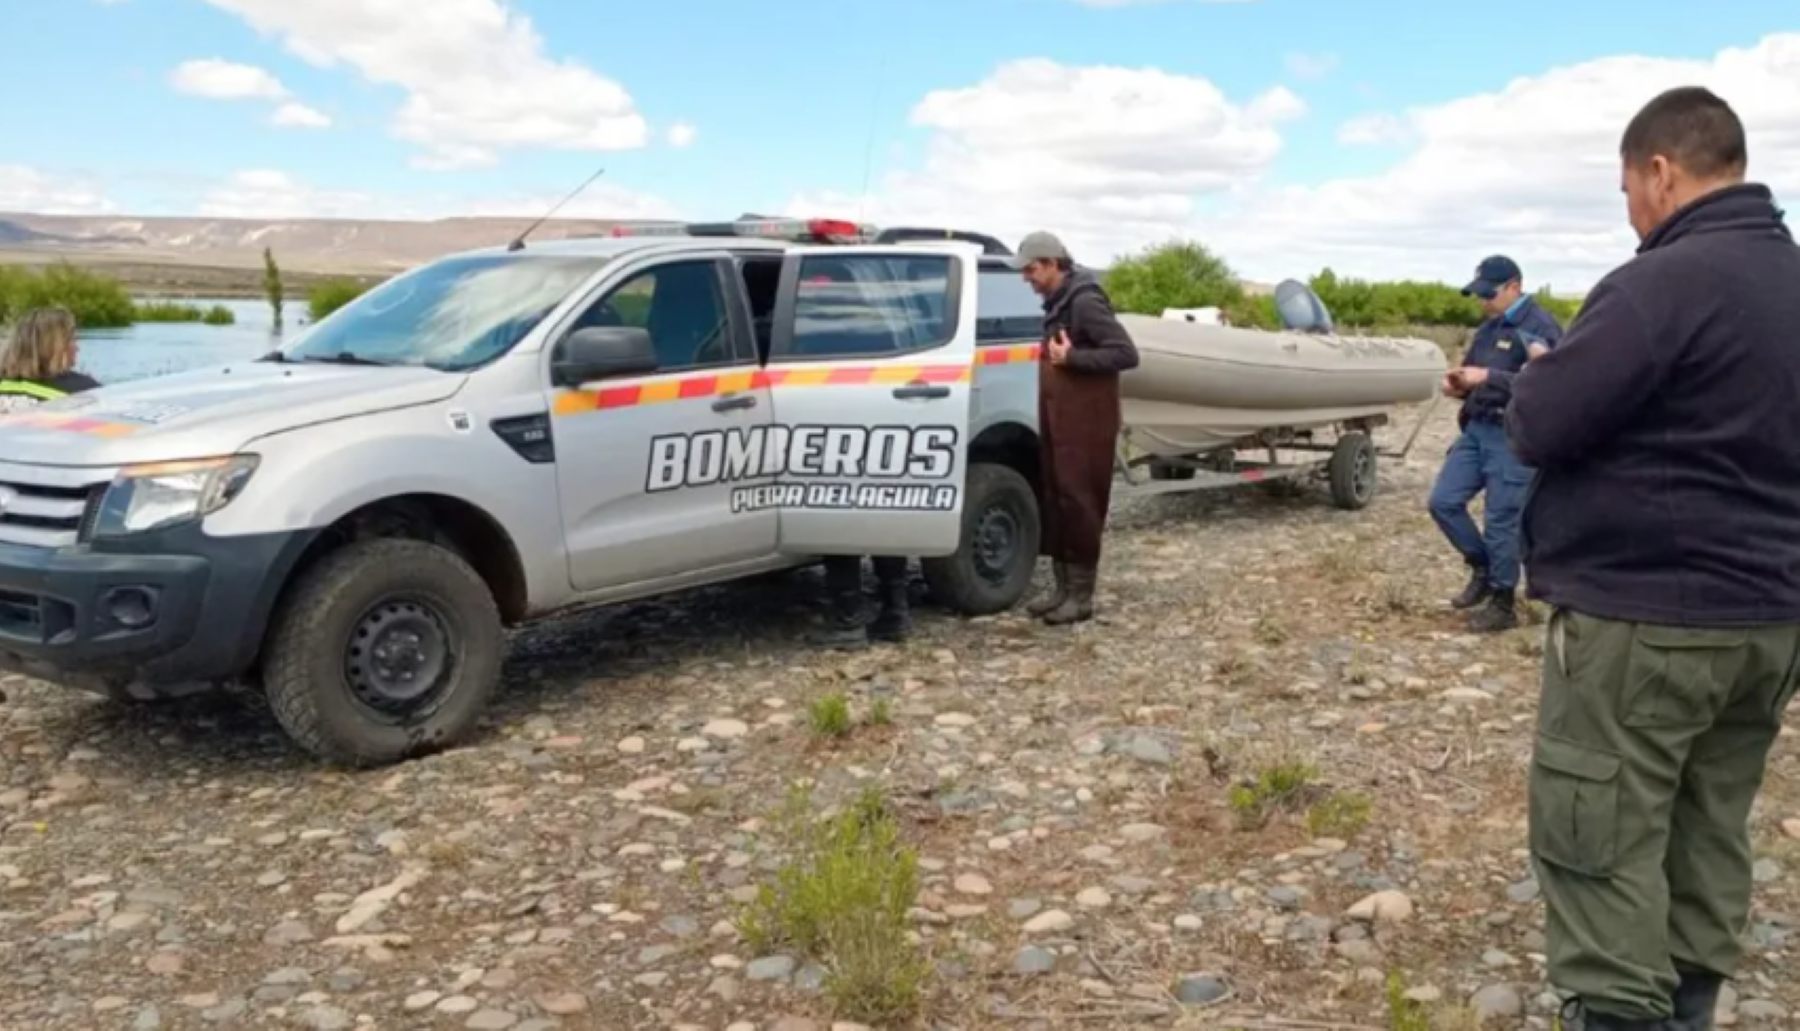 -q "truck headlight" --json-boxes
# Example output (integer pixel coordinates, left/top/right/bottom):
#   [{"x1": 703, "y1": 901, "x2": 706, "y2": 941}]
[{"x1": 92, "y1": 455, "x2": 260, "y2": 538}]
